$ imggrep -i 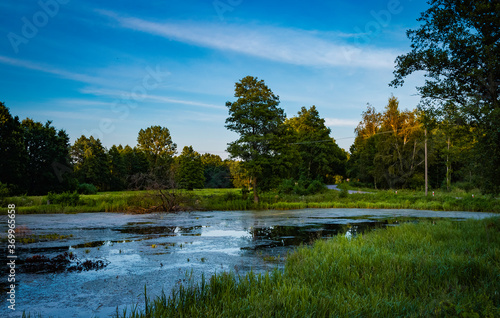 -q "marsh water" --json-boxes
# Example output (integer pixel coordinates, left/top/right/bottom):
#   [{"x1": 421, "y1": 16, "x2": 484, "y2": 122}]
[{"x1": 1, "y1": 208, "x2": 497, "y2": 317}]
